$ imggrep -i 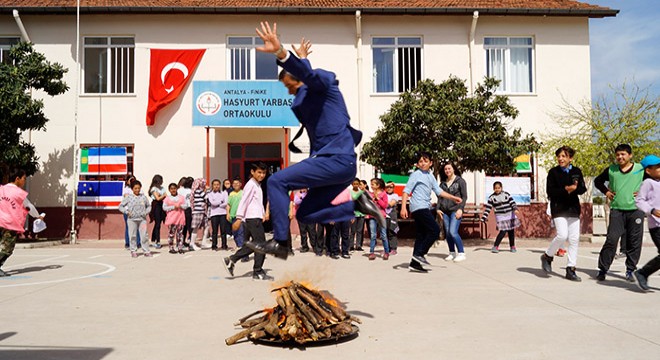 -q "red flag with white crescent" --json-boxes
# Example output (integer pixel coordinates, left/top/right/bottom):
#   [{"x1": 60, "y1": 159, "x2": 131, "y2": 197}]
[{"x1": 146, "y1": 49, "x2": 205, "y2": 126}]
